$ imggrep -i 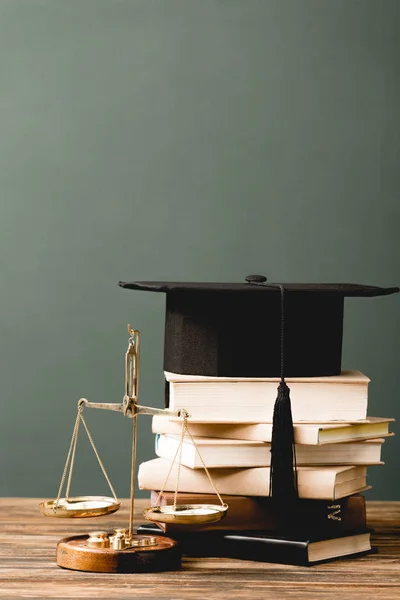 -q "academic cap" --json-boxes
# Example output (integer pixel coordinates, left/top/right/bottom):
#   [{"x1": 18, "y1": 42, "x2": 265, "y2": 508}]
[
  {"x1": 118, "y1": 276, "x2": 399, "y2": 379},
  {"x1": 119, "y1": 275, "x2": 398, "y2": 513}
]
